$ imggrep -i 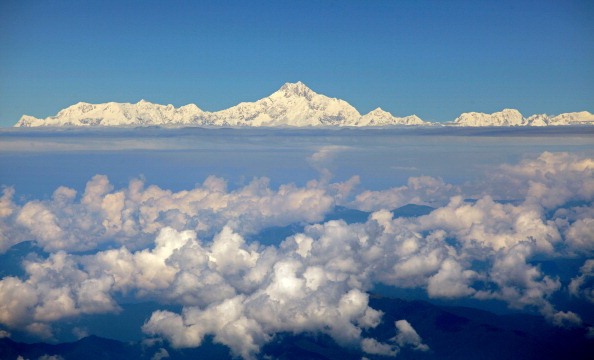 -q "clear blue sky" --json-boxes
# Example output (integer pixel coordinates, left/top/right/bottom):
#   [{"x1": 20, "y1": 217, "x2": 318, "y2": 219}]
[{"x1": 1, "y1": 0, "x2": 592, "y2": 126}]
